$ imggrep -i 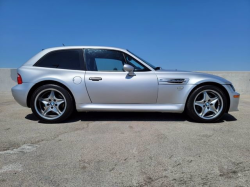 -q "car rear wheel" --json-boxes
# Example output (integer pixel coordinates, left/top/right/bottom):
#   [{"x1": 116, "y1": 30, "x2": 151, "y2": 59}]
[
  {"x1": 30, "y1": 84, "x2": 74, "y2": 123},
  {"x1": 186, "y1": 85, "x2": 228, "y2": 123}
]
